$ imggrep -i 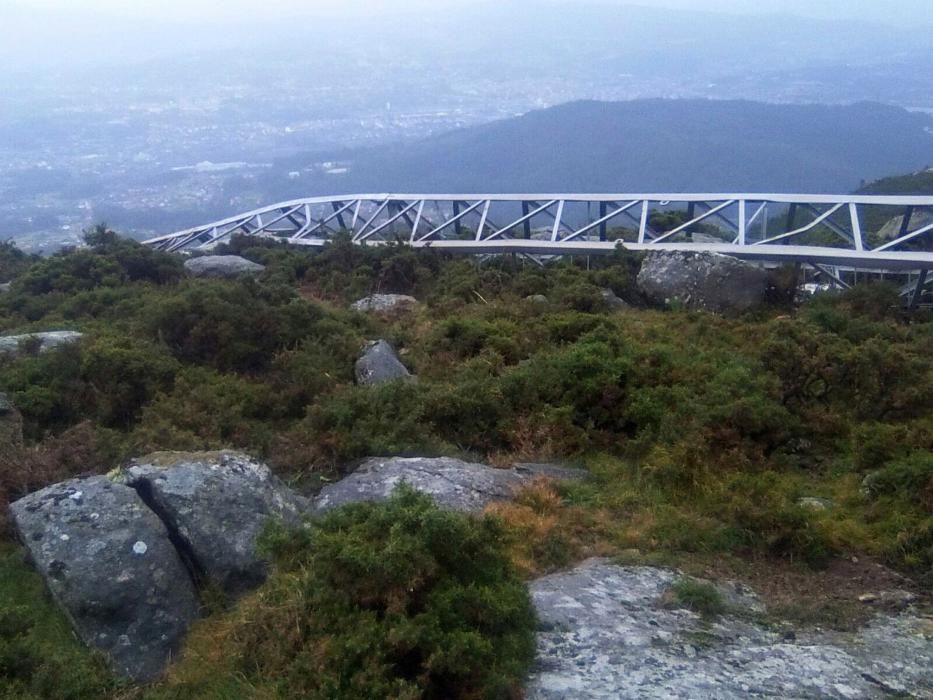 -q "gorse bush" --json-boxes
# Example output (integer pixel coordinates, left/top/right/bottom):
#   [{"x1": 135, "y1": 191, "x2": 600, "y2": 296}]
[
  {"x1": 0, "y1": 545, "x2": 113, "y2": 699},
  {"x1": 161, "y1": 488, "x2": 536, "y2": 699}
]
